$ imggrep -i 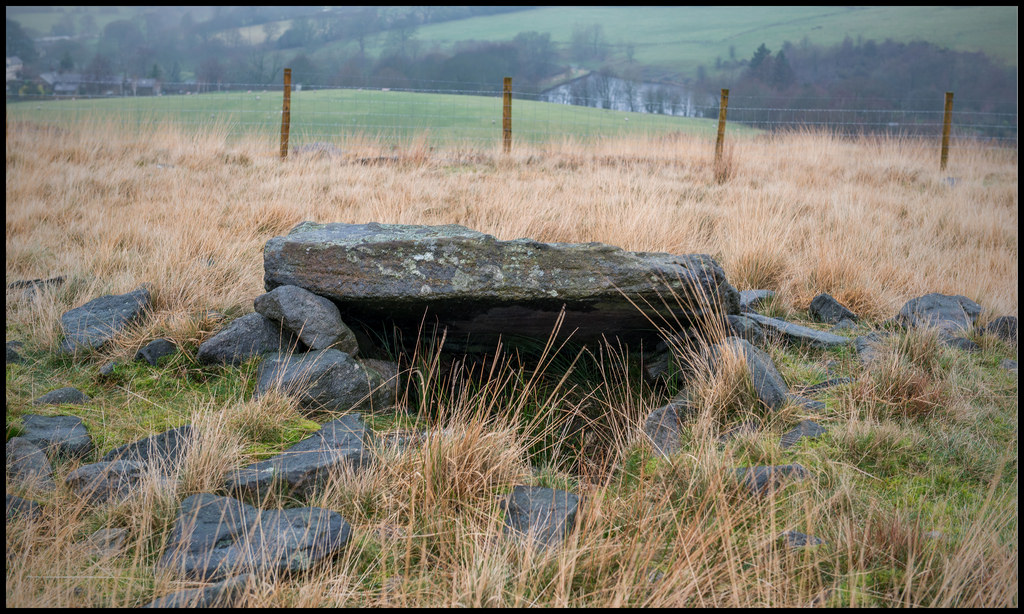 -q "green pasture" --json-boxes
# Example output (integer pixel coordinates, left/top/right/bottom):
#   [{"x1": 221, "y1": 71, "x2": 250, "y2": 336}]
[
  {"x1": 364, "y1": 6, "x2": 1019, "y2": 78},
  {"x1": 6, "y1": 87, "x2": 756, "y2": 147}
]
